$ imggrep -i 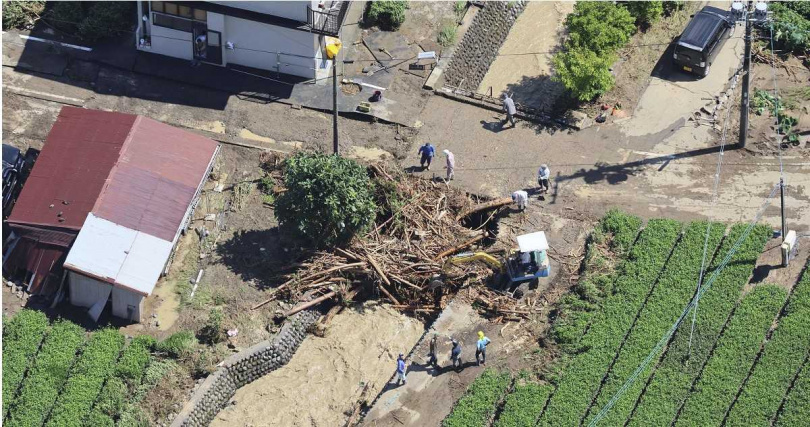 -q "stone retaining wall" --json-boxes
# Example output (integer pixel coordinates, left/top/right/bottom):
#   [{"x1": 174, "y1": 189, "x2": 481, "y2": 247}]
[
  {"x1": 170, "y1": 310, "x2": 320, "y2": 427},
  {"x1": 443, "y1": 1, "x2": 527, "y2": 92}
]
